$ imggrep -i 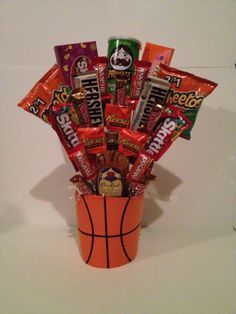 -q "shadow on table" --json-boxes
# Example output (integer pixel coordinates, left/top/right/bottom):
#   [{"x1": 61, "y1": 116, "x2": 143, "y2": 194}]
[
  {"x1": 137, "y1": 227, "x2": 234, "y2": 262},
  {"x1": 137, "y1": 105, "x2": 236, "y2": 260}
]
